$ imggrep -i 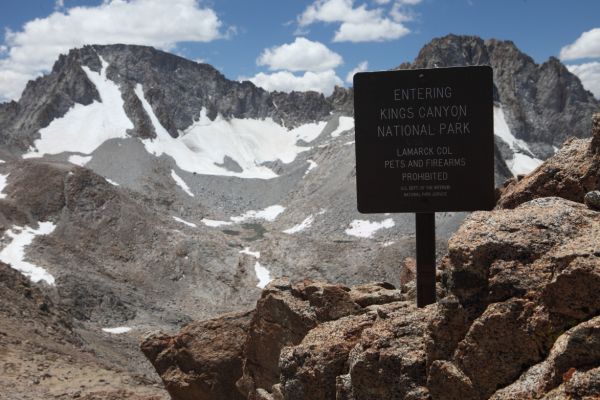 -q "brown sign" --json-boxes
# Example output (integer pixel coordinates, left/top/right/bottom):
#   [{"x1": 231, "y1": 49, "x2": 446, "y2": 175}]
[{"x1": 353, "y1": 66, "x2": 495, "y2": 213}]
